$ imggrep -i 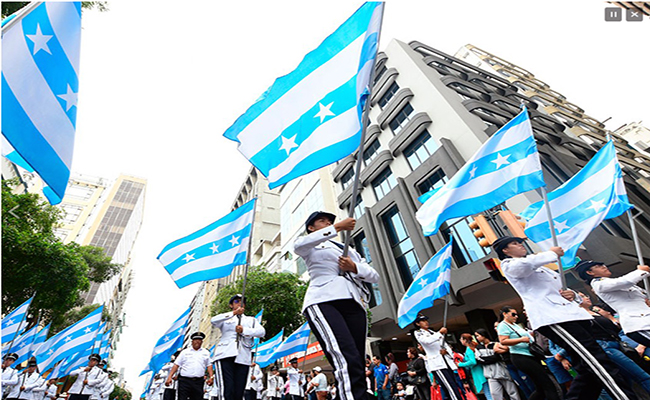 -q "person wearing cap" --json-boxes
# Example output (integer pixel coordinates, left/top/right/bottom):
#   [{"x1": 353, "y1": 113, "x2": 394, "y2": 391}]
[
  {"x1": 575, "y1": 260, "x2": 650, "y2": 347},
  {"x1": 166, "y1": 333, "x2": 212, "y2": 400},
  {"x1": 494, "y1": 236, "x2": 637, "y2": 400},
  {"x1": 6, "y1": 360, "x2": 42, "y2": 400},
  {"x1": 42, "y1": 380, "x2": 58, "y2": 400},
  {"x1": 161, "y1": 353, "x2": 179, "y2": 400},
  {"x1": 412, "y1": 315, "x2": 465, "y2": 400},
  {"x1": 243, "y1": 360, "x2": 262, "y2": 400},
  {"x1": 266, "y1": 366, "x2": 283, "y2": 400},
  {"x1": 97, "y1": 363, "x2": 114, "y2": 400},
  {"x1": 294, "y1": 211, "x2": 379, "y2": 400},
  {"x1": 287, "y1": 358, "x2": 304, "y2": 400},
  {"x1": 307, "y1": 367, "x2": 328, "y2": 400},
  {"x1": 209, "y1": 295, "x2": 264, "y2": 400},
  {"x1": 68, "y1": 354, "x2": 104, "y2": 400},
  {"x1": 2, "y1": 353, "x2": 20, "y2": 398}
]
